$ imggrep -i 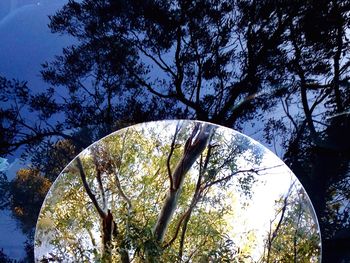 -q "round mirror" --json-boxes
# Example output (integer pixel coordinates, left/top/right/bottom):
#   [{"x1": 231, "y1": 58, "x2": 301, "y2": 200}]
[{"x1": 34, "y1": 120, "x2": 321, "y2": 262}]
